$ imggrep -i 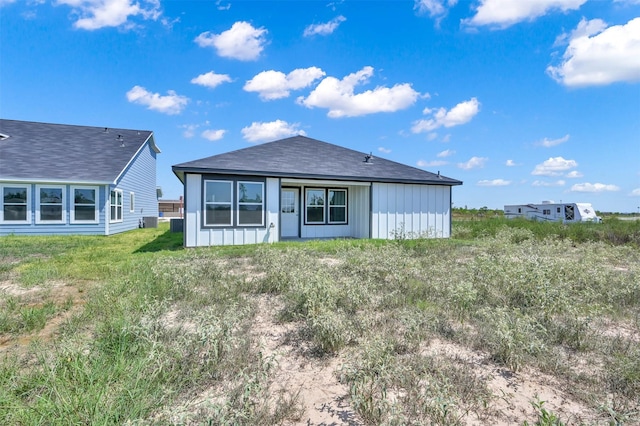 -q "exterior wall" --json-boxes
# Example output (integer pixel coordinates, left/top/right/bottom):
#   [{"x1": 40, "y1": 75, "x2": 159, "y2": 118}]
[
  {"x1": 296, "y1": 184, "x2": 369, "y2": 239},
  {"x1": 184, "y1": 173, "x2": 279, "y2": 247},
  {"x1": 108, "y1": 142, "x2": 159, "y2": 235},
  {"x1": 371, "y1": 183, "x2": 451, "y2": 239},
  {"x1": 0, "y1": 182, "x2": 107, "y2": 236}
]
